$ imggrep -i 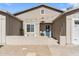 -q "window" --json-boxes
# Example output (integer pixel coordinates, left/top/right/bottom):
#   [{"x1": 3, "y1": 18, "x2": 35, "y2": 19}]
[
  {"x1": 31, "y1": 25, "x2": 34, "y2": 32},
  {"x1": 45, "y1": 25, "x2": 50, "y2": 32},
  {"x1": 27, "y1": 24, "x2": 34, "y2": 32},
  {"x1": 41, "y1": 10, "x2": 44, "y2": 14},
  {"x1": 75, "y1": 20, "x2": 79, "y2": 24},
  {"x1": 46, "y1": 25, "x2": 50, "y2": 29},
  {"x1": 27, "y1": 24, "x2": 30, "y2": 32}
]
